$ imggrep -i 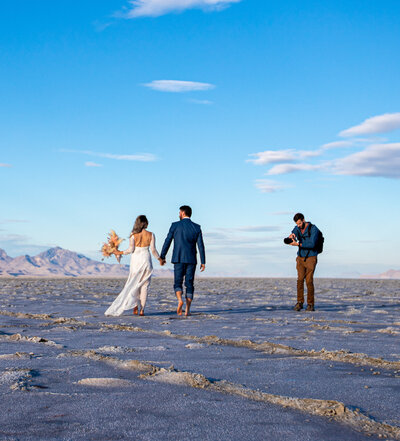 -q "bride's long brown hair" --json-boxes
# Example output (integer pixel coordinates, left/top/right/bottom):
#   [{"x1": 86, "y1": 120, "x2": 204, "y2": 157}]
[{"x1": 131, "y1": 215, "x2": 149, "y2": 236}]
